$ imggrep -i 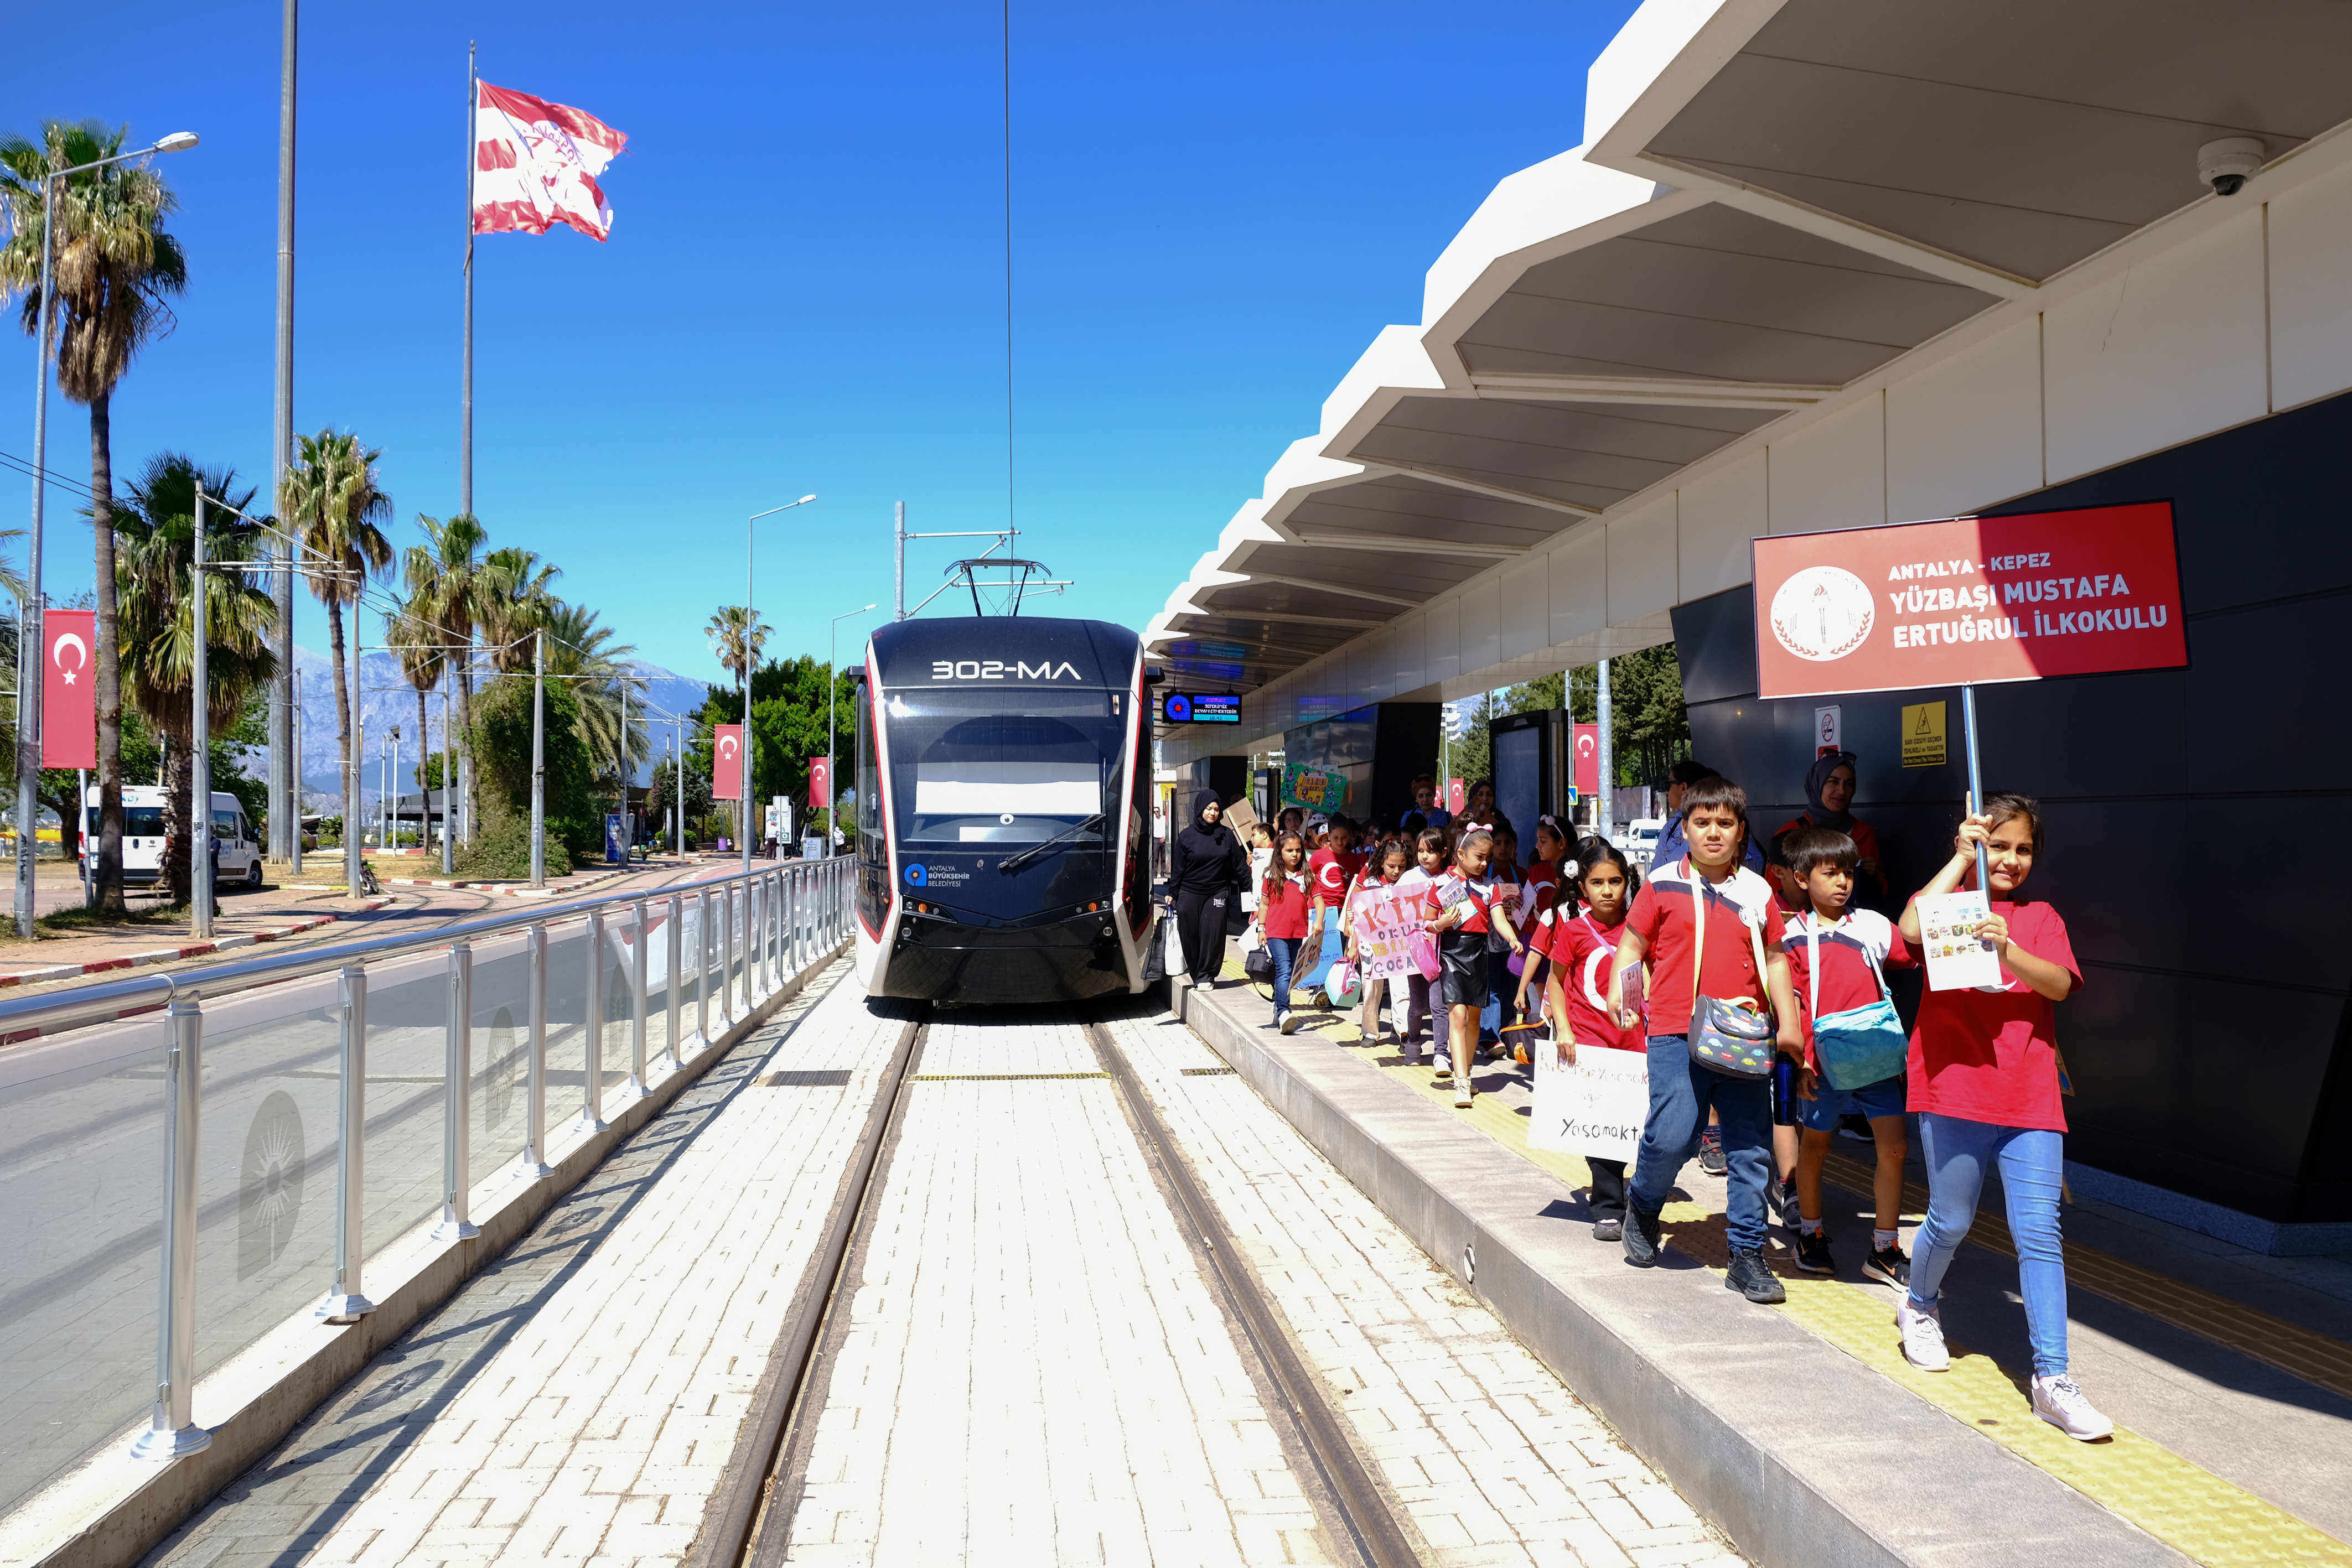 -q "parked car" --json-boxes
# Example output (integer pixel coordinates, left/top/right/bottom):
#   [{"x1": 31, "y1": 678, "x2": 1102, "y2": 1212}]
[{"x1": 1620, "y1": 817, "x2": 1664, "y2": 864}]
